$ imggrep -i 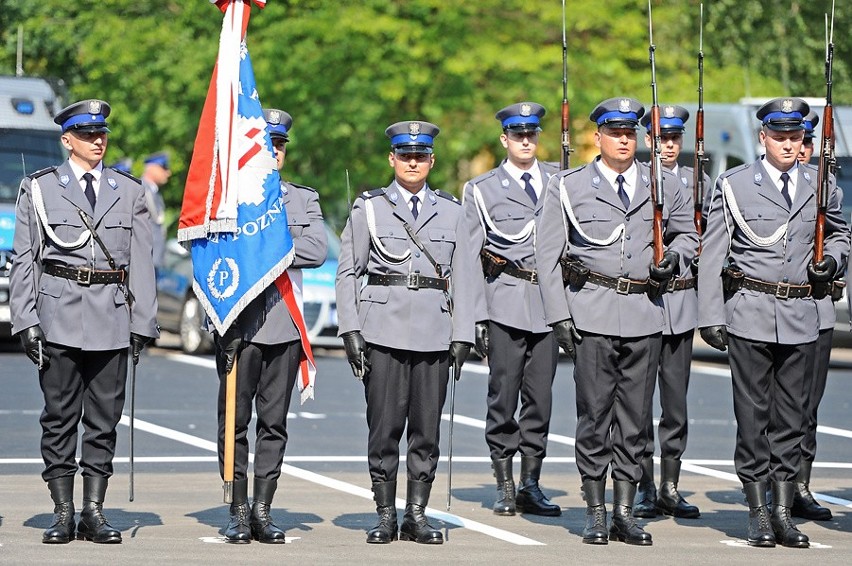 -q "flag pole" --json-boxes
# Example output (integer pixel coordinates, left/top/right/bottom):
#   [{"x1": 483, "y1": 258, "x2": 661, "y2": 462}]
[{"x1": 223, "y1": 356, "x2": 237, "y2": 503}]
